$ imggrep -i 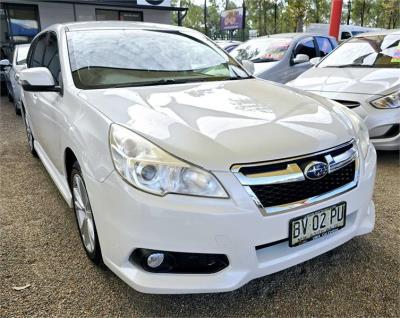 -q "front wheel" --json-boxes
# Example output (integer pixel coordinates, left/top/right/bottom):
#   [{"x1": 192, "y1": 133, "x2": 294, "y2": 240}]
[
  {"x1": 7, "y1": 90, "x2": 13, "y2": 102},
  {"x1": 14, "y1": 100, "x2": 21, "y2": 116},
  {"x1": 71, "y1": 162, "x2": 102, "y2": 265}
]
